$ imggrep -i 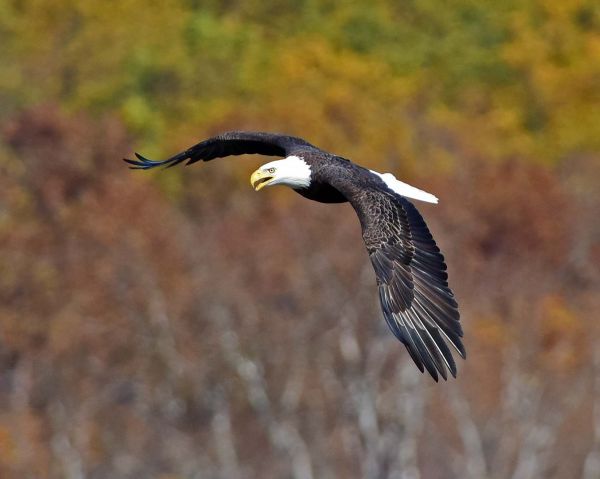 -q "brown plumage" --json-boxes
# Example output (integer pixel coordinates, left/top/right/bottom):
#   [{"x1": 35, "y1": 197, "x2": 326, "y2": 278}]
[{"x1": 125, "y1": 131, "x2": 465, "y2": 380}]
